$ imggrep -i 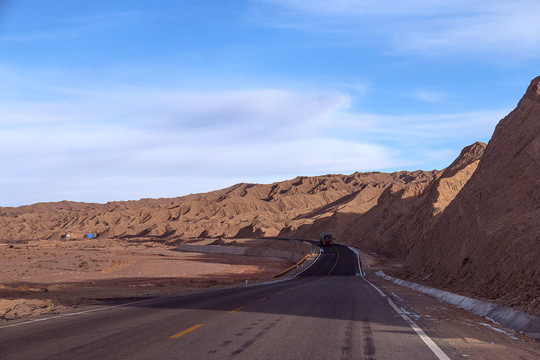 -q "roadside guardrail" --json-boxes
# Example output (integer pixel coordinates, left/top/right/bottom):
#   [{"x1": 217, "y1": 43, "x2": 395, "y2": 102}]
[{"x1": 273, "y1": 254, "x2": 310, "y2": 278}]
